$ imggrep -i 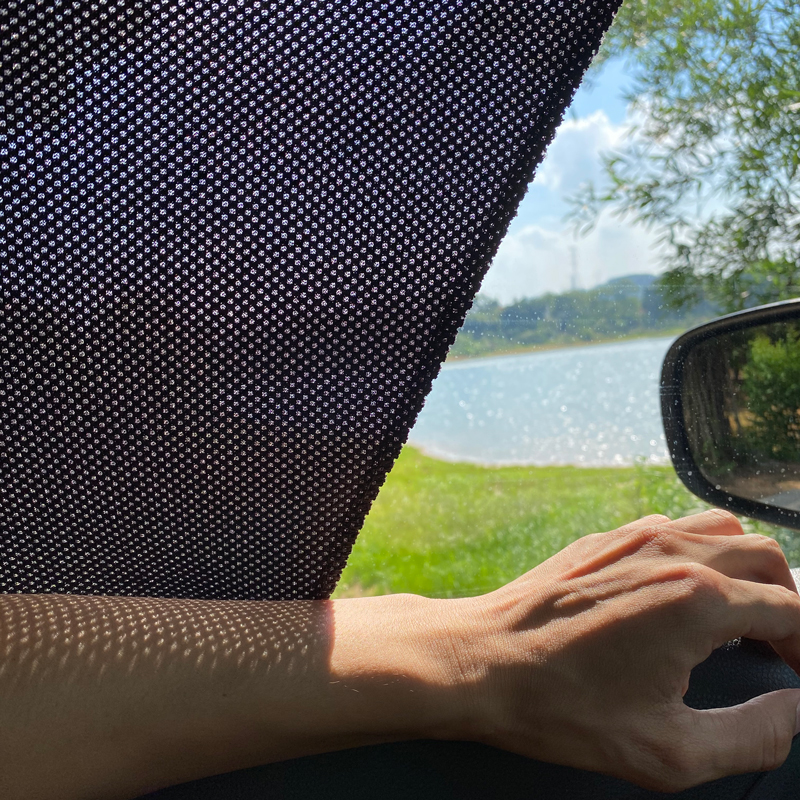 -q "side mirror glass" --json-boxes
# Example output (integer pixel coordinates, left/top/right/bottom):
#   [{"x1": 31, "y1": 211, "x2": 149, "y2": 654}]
[{"x1": 661, "y1": 300, "x2": 800, "y2": 530}]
